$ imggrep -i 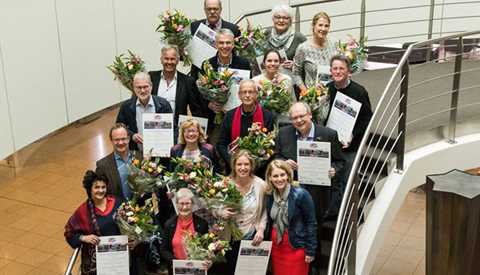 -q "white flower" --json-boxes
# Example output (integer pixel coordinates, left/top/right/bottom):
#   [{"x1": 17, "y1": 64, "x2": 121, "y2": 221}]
[
  {"x1": 189, "y1": 172, "x2": 197, "y2": 178},
  {"x1": 208, "y1": 243, "x2": 216, "y2": 252},
  {"x1": 270, "y1": 140, "x2": 275, "y2": 145},
  {"x1": 214, "y1": 181, "x2": 223, "y2": 188},
  {"x1": 126, "y1": 211, "x2": 134, "y2": 216}
]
